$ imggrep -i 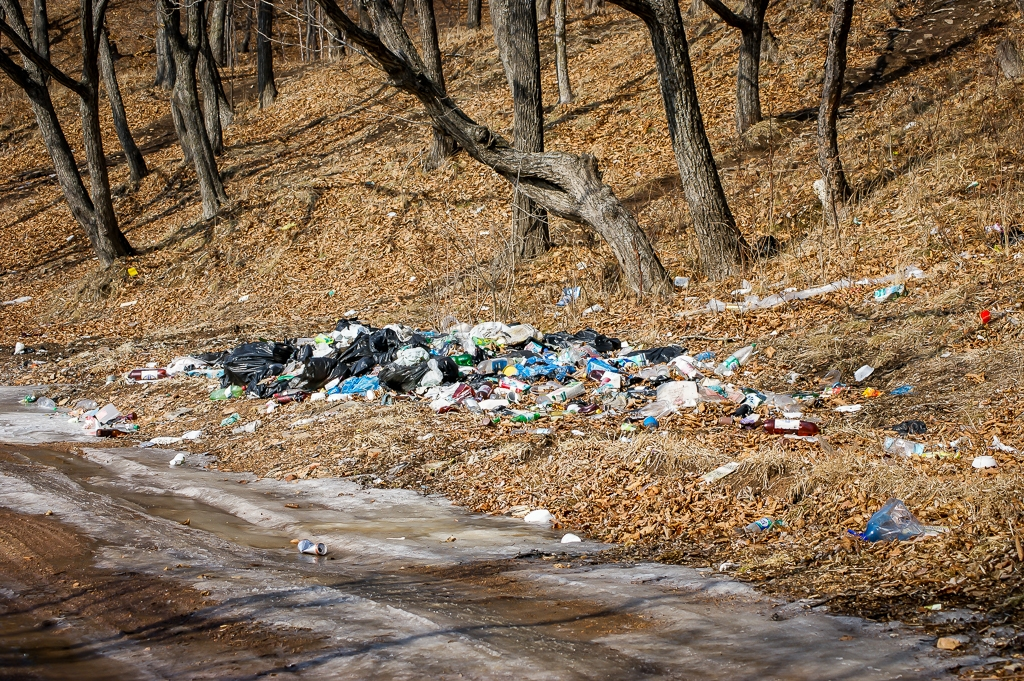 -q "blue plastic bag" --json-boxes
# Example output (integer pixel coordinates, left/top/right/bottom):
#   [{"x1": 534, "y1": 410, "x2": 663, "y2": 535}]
[
  {"x1": 854, "y1": 499, "x2": 925, "y2": 542},
  {"x1": 339, "y1": 376, "x2": 380, "y2": 395}
]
